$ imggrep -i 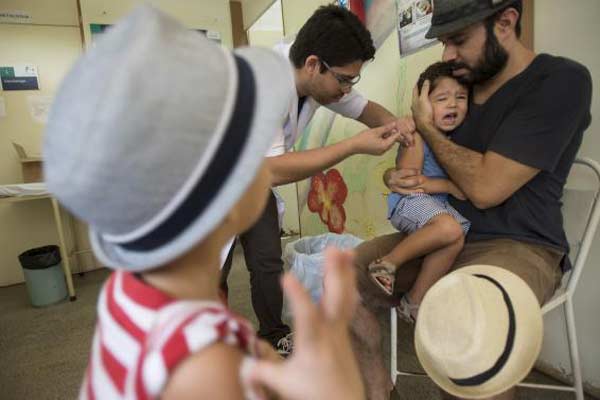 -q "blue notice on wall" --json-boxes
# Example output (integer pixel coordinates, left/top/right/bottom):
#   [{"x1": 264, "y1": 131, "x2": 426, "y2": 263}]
[
  {"x1": 90, "y1": 24, "x2": 112, "y2": 45},
  {"x1": 0, "y1": 64, "x2": 39, "y2": 91}
]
